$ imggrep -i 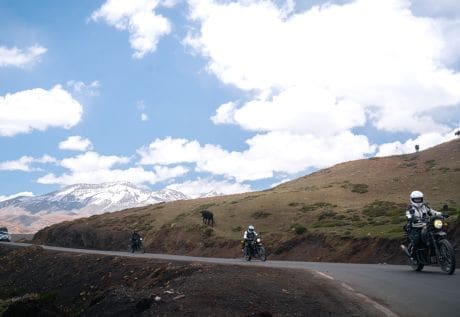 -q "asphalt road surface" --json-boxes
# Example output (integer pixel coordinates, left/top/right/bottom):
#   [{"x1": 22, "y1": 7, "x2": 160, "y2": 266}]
[{"x1": 2, "y1": 242, "x2": 459, "y2": 317}]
